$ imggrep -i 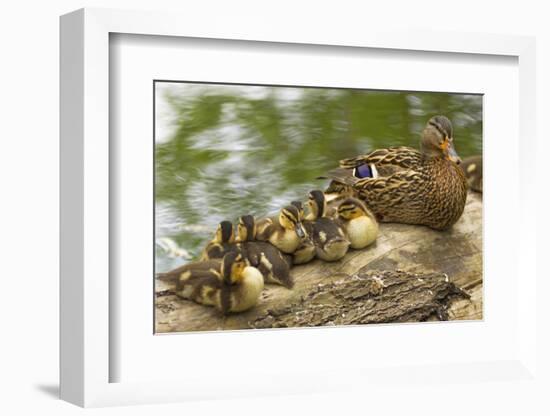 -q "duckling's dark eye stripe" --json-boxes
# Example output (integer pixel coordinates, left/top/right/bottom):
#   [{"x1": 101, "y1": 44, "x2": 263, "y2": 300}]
[
  {"x1": 338, "y1": 203, "x2": 356, "y2": 211},
  {"x1": 339, "y1": 206, "x2": 355, "y2": 213},
  {"x1": 281, "y1": 213, "x2": 296, "y2": 223}
]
